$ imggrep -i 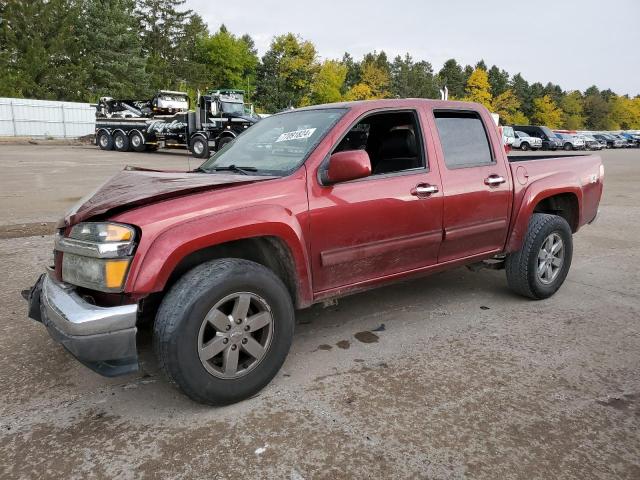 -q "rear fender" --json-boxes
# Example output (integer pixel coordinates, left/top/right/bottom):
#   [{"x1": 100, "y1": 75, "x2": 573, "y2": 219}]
[{"x1": 506, "y1": 173, "x2": 583, "y2": 252}]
